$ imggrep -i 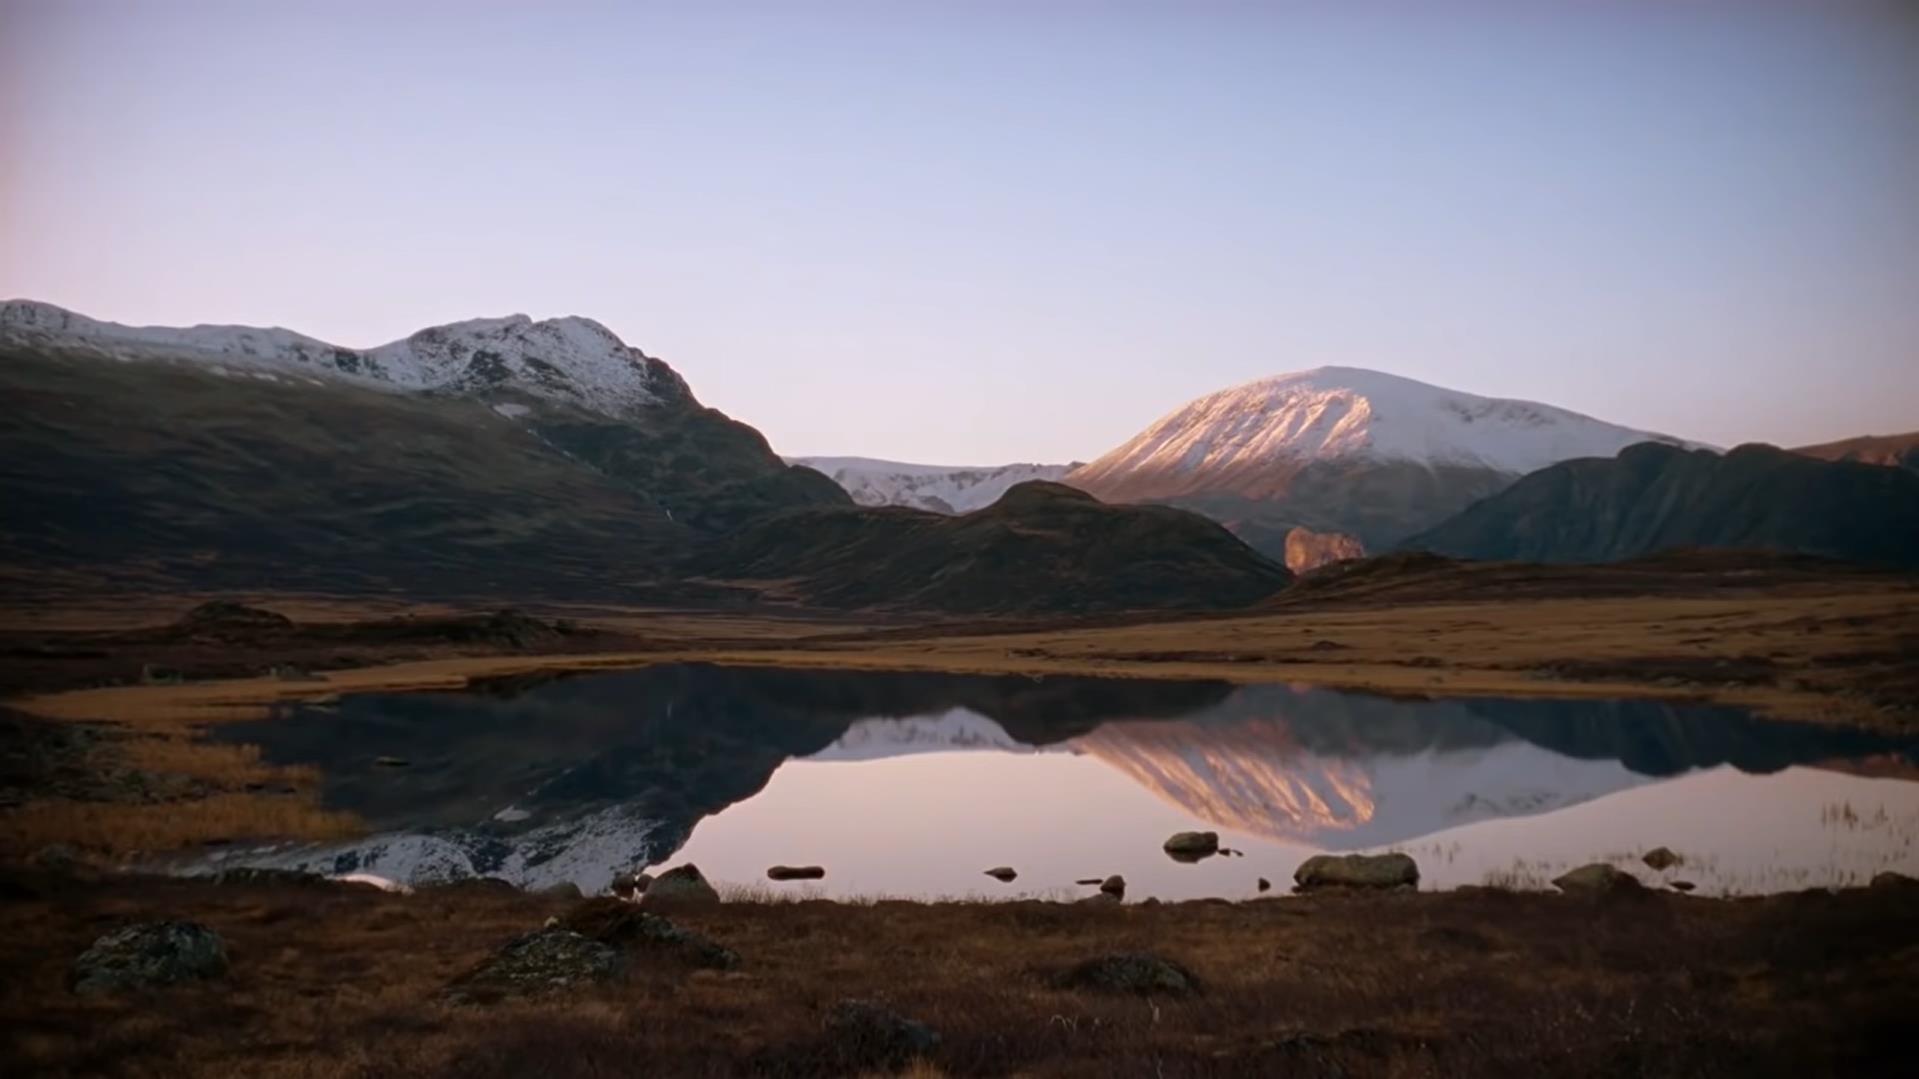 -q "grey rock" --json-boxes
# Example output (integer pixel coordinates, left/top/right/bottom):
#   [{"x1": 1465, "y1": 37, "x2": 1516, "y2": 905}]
[
  {"x1": 1055, "y1": 953, "x2": 1200, "y2": 996},
  {"x1": 1098, "y1": 874, "x2": 1126, "y2": 897},
  {"x1": 443, "y1": 928, "x2": 623, "y2": 1003},
  {"x1": 1642, "y1": 847, "x2": 1682, "y2": 871},
  {"x1": 1551, "y1": 863, "x2": 1643, "y2": 895},
  {"x1": 71, "y1": 922, "x2": 228, "y2": 994},
  {"x1": 645, "y1": 864, "x2": 720, "y2": 906},
  {"x1": 560, "y1": 900, "x2": 740, "y2": 970},
  {"x1": 1163, "y1": 831, "x2": 1220, "y2": 858},
  {"x1": 1257, "y1": 877, "x2": 1272, "y2": 893},
  {"x1": 1293, "y1": 852, "x2": 1419, "y2": 891},
  {"x1": 983, "y1": 866, "x2": 1017, "y2": 883},
  {"x1": 1669, "y1": 880, "x2": 1698, "y2": 893},
  {"x1": 825, "y1": 999, "x2": 940, "y2": 1066}
]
